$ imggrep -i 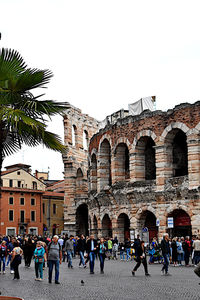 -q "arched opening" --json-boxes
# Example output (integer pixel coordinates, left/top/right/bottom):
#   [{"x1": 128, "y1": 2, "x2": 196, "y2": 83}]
[
  {"x1": 99, "y1": 139, "x2": 112, "y2": 189},
  {"x1": 83, "y1": 130, "x2": 89, "y2": 150},
  {"x1": 165, "y1": 129, "x2": 188, "y2": 178},
  {"x1": 91, "y1": 154, "x2": 97, "y2": 191},
  {"x1": 167, "y1": 209, "x2": 191, "y2": 237},
  {"x1": 76, "y1": 203, "x2": 89, "y2": 236},
  {"x1": 138, "y1": 210, "x2": 158, "y2": 242},
  {"x1": 102, "y1": 214, "x2": 112, "y2": 238},
  {"x1": 114, "y1": 143, "x2": 130, "y2": 182},
  {"x1": 117, "y1": 213, "x2": 130, "y2": 242},
  {"x1": 72, "y1": 125, "x2": 77, "y2": 146},
  {"x1": 135, "y1": 136, "x2": 156, "y2": 181}
]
